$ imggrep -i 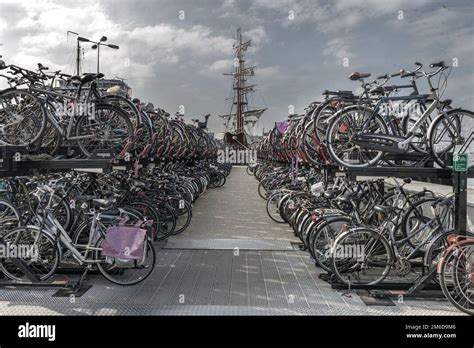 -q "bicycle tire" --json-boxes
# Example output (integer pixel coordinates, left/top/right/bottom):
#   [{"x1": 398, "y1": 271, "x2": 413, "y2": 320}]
[
  {"x1": 0, "y1": 226, "x2": 60, "y2": 282},
  {"x1": 96, "y1": 237, "x2": 156, "y2": 286},
  {"x1": 439, "y1": 240, "x2": 474, "y2": 315},
  {"x1": 75, "y1": 103, "x2": 134, "y2": 158},
  {"x1": 0, "y1": 89, "x2": 47, "y2": 147}
]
